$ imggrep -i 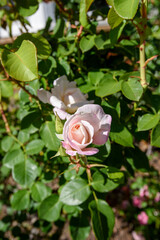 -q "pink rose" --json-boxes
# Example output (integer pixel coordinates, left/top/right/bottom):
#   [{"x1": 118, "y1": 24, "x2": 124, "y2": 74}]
[
  {"x1": 132, "y1": 231, "x2": 145, "y2": 240},
  {"x1": 139, "y1": 185, "x2": 149, "y2": 198},
  {"x1": 37, "y1": 75, "x2": 93, "y2": 119},
  {"x1": 137, "y1": 211, "x2": 148, "y2": 225},
  {"x1": 62, "y1": 104, "x2": 112, "y2": 156},
  {"x1": 154, "y1": 192, "x2": 160, "y2": 202},
  {"x1": 132, "y1": 196, "x2": 142, "y2": 208}
]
